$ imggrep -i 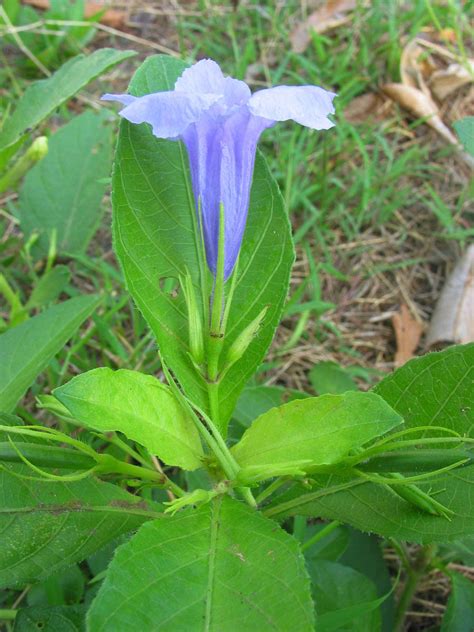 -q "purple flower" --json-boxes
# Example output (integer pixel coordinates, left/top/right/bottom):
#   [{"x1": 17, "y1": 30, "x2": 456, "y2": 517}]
[{"x1": 103, "y1": 59, "x2": 336, "y2": 279}]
